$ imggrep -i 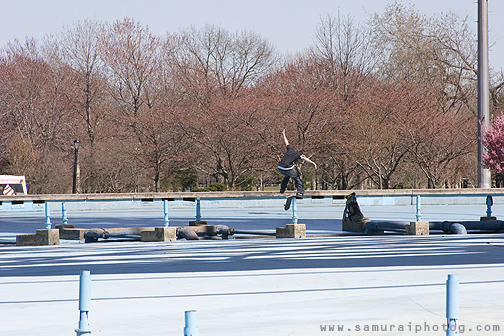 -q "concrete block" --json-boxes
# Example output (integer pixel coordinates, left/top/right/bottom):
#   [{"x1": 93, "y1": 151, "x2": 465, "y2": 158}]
[
  {"x1": 406, "y1": 221, "x2": 429, "y2": 235},
  {"x1": 16, "y1": 229, "x2": 60, "y2": 246},
  {"x1": 60, "y1": 228, "x2": 88, "y2": 240},
  {"x1": 342, "y1": 218, "x2": 370, "y2": 232},
  {"x1": 276, "y1": 224, "x2": 306, "y2": 238},
  {"x1": 141, "y1": 227, "x2": 177, "y2": 242},
  {"x1": 189, "y1": 220, "x2": 208, "y2": 226},
  {"x1": 56, "y1": 225, "x2": 88, "y2": 240},
  {"x1": 480, "y1": 216, "x2": 497, "y2": 221}
]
